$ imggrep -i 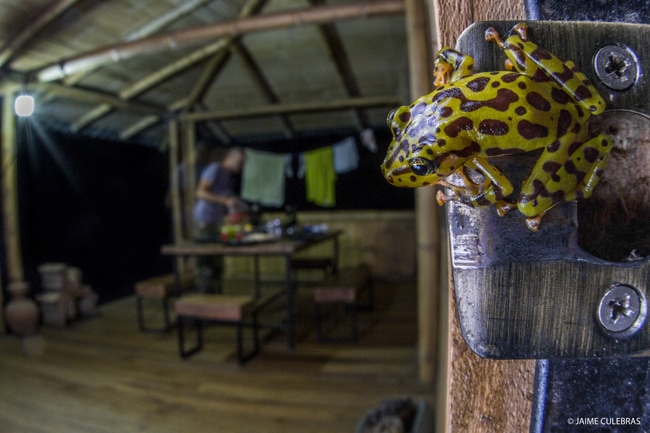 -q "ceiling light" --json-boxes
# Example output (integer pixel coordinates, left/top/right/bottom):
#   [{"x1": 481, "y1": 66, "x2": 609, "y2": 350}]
[{"x1": 15, "y1": 95, "x2": 35, "y2": 117}]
